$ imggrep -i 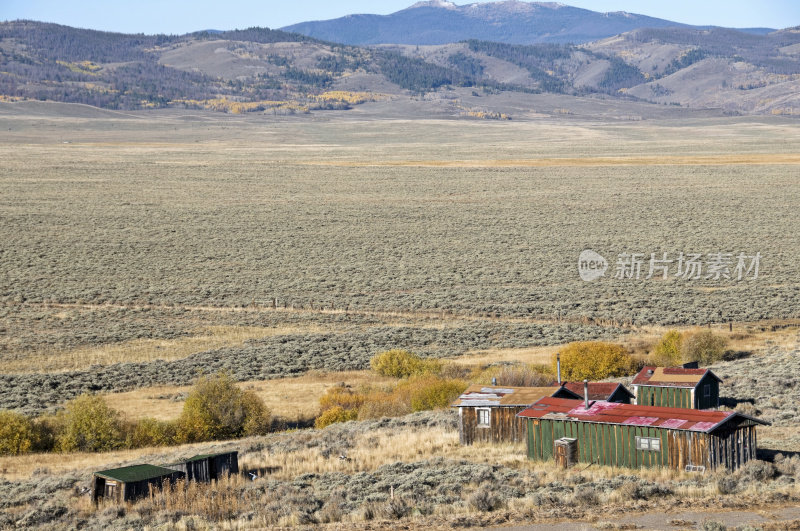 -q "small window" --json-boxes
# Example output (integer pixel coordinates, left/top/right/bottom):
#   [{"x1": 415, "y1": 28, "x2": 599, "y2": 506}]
[
  {"x1": 636, "y1": 436, "x2": 661, "y2": 451},
  {"x1": 704, "y1": 384, "x2": 711, "y2": 397},
  {"x1": 477, "y1": 408, "x2": 490, "y2": 428}
]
